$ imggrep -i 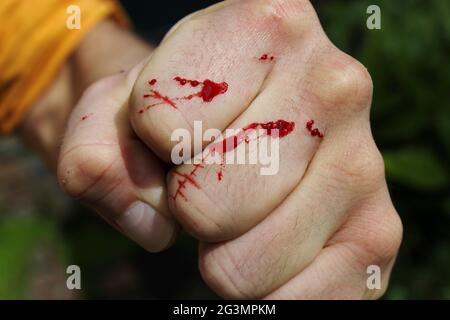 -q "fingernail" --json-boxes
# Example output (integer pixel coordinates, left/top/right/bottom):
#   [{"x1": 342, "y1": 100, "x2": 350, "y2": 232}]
[{"x1": 117, "y1": 201, "x2": 176, "y2": 252}]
